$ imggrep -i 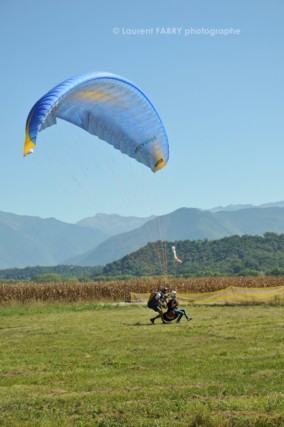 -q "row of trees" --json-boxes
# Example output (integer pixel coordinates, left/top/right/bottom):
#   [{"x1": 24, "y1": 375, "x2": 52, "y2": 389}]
[
  {"x1": 0, "y1": 265, "x2": 103, "y2": 281},
  {"x1": 1, "y1": 233, "x2": 284, "y2": 281}
]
